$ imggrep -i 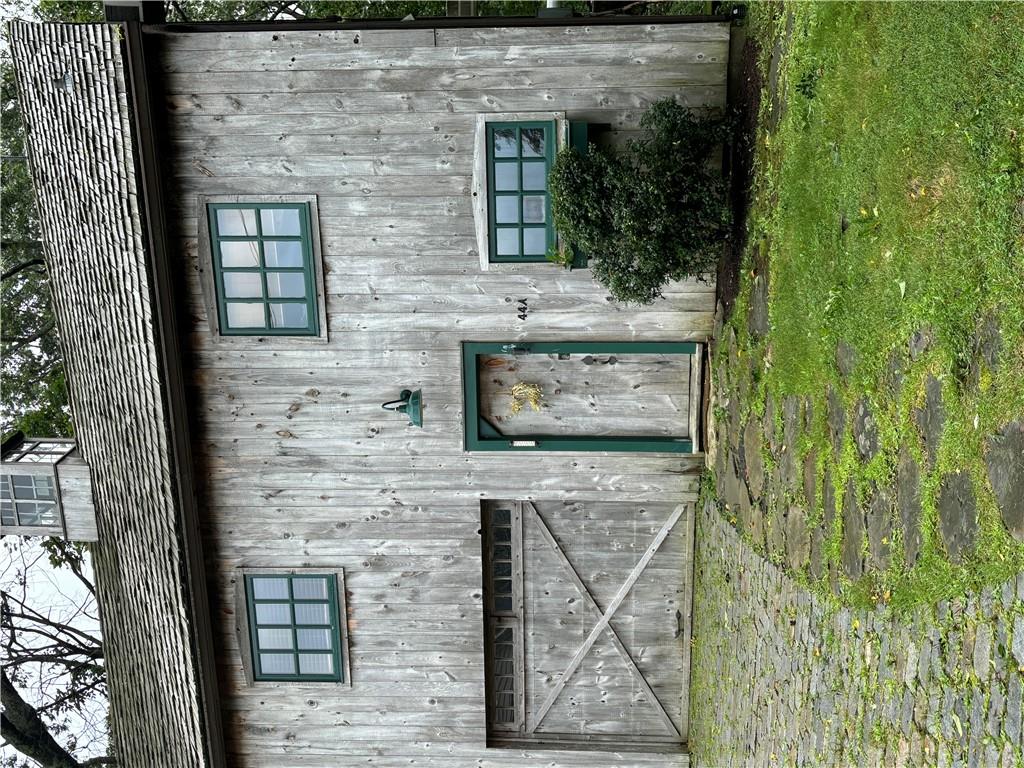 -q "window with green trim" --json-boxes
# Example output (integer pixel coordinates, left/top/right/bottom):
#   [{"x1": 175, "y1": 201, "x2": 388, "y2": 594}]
[
  {"x1": 462, "y1": 341, "x2": 699, "y2": 453},
  {"x1": 244, "y1": 573, "x2": 345, "y2": 682},
  {"x1": 207, "y1": 202, "x2": 319, "y2": 335},
  {"x1": 486, "y1": 121, "x2": 556, "y2": 263}
]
